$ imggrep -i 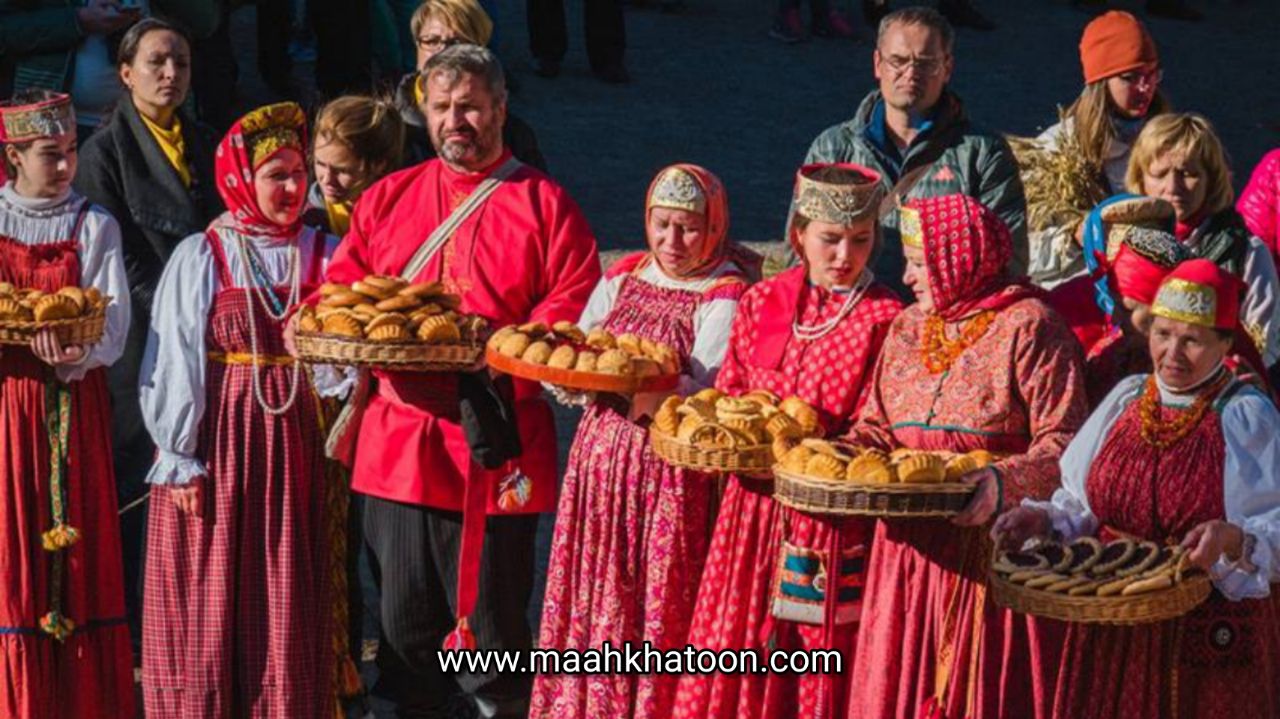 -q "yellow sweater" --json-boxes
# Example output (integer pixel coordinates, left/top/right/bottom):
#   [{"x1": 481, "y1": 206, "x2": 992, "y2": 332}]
[{"x1": 139, "y1": 111, "x2": 191, "y2": 187}]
